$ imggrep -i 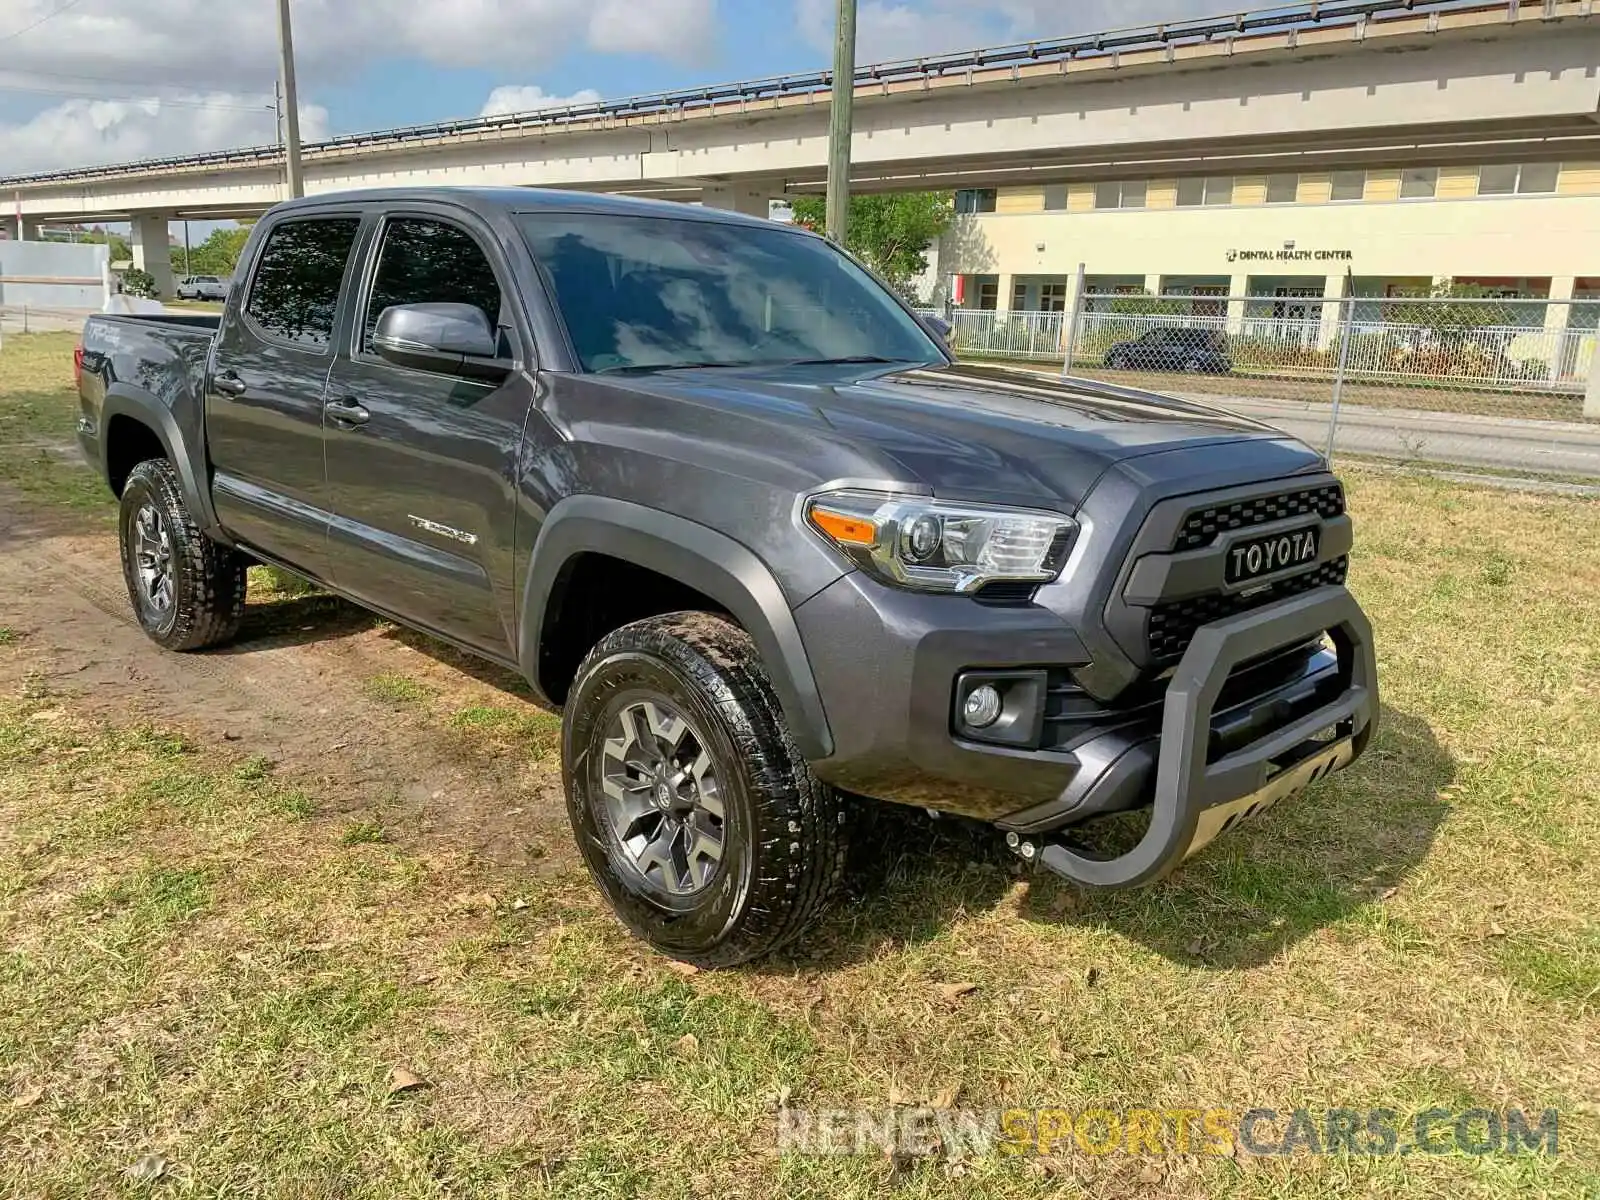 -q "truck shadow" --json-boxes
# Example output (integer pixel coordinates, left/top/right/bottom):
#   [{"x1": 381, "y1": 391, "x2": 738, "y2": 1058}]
[{"x1": 782, "y1": 704, "x2": 1452, "y2": 973}]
